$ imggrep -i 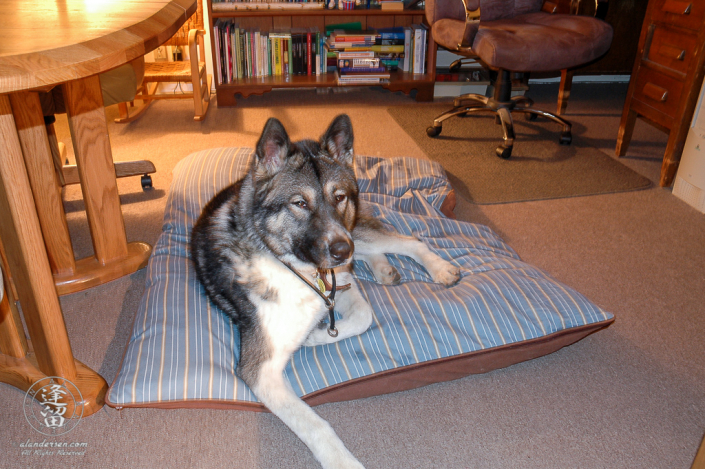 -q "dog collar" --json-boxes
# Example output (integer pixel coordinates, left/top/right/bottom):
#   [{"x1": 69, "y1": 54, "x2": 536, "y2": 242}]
[{"x1": 282, "y1": 263, "x2": 351, "y2": 338}]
